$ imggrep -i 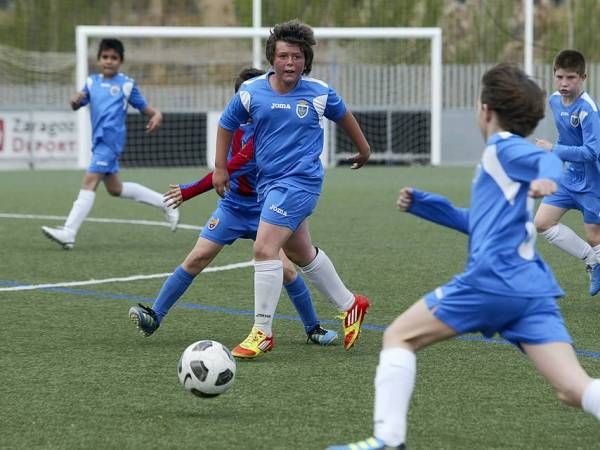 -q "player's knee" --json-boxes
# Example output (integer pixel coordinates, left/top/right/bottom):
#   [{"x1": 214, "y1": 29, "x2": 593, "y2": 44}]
[
  {"x1": 253, "y1": 243, "x2": 278, "y2": 261},
  {"x1": 282, "y1": 264, "x2": 297, "y2": 284},
  {"x1": 382, "y1": 323, "x2": 411, "y2": 349},
  {"x1": 183, "y1": 254, "x2": 211, "y2": 275},
  {"x1": 533, "y1": 215, "x2": 551, "y2": 233}
]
